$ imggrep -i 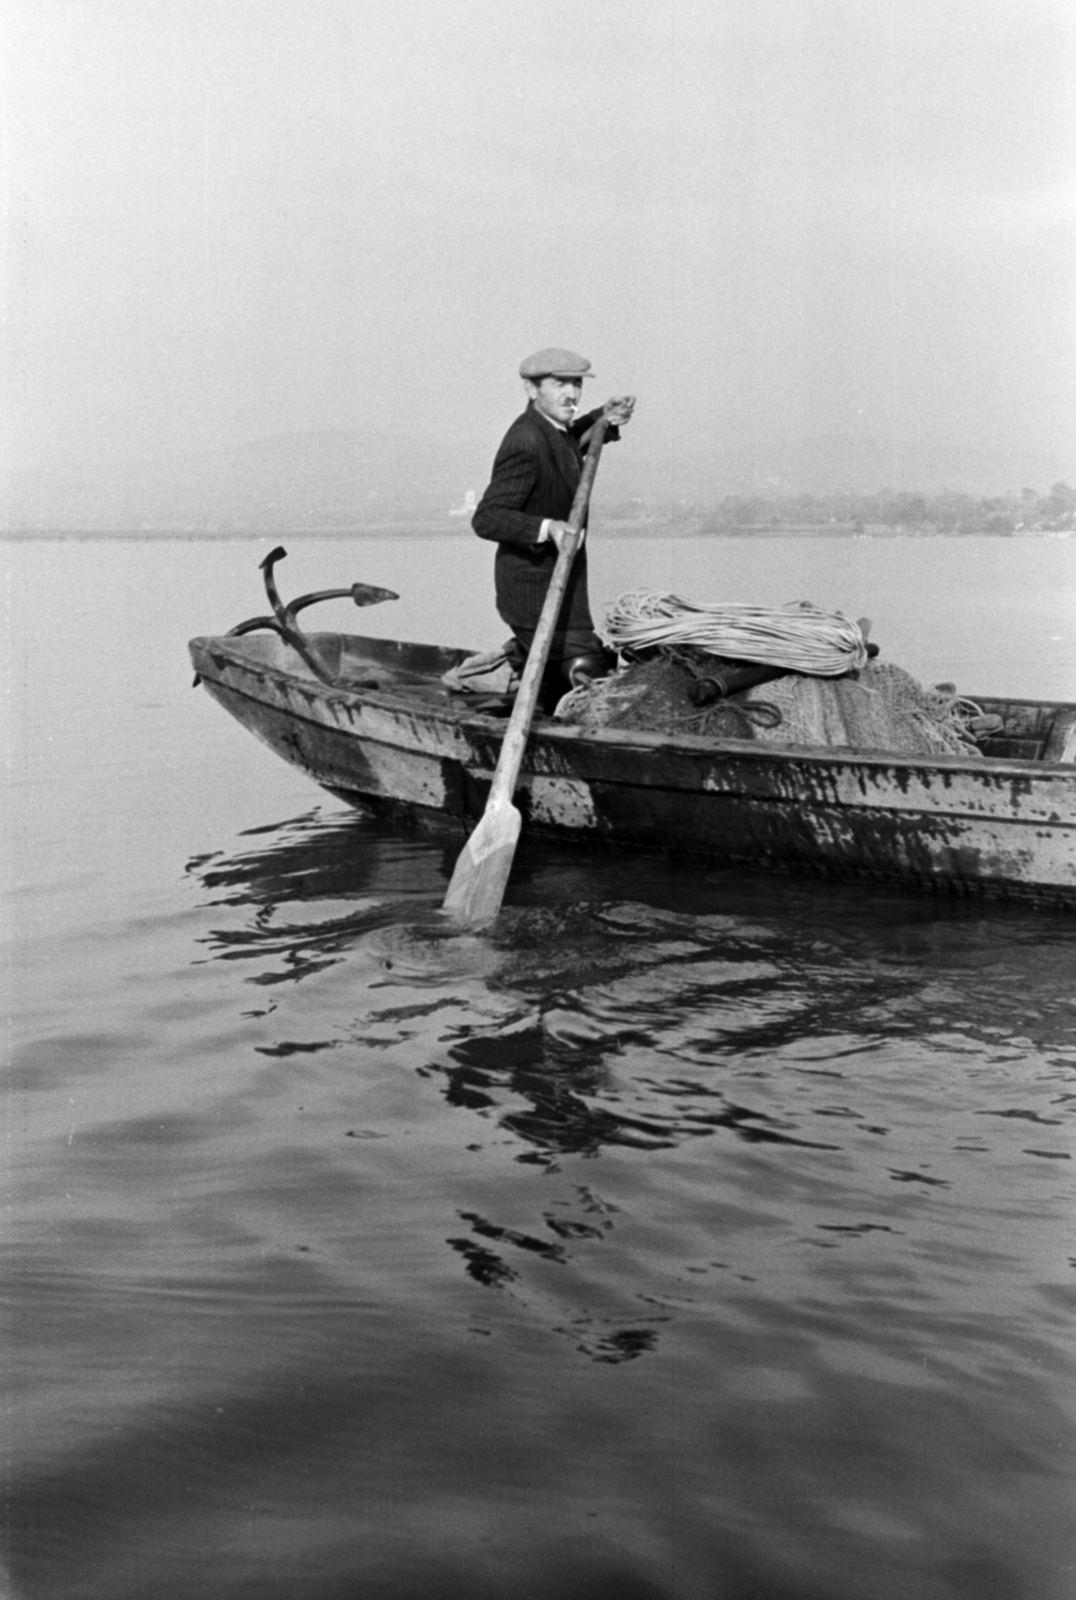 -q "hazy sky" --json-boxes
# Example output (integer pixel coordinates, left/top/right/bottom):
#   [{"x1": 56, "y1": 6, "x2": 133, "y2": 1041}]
[{"x1": 5, "y1": 0, "x2": 1075, "y2": 480}]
